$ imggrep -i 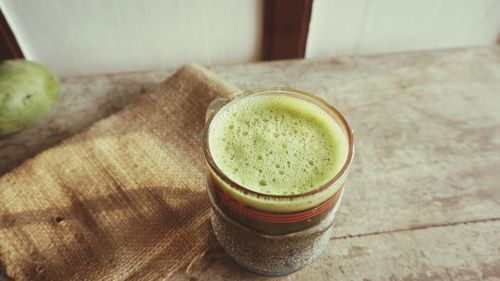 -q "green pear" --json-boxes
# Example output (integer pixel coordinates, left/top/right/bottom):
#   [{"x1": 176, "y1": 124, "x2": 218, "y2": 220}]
[{"x1": 0, "y1": 59, "x2": 60, "y2": 136}]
